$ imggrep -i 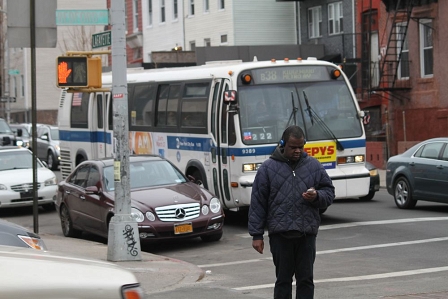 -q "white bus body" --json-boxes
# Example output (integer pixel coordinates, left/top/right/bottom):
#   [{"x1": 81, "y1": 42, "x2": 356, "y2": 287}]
[{"x1": 58, "y1": 58, "x2": 370, "y2": 210}]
